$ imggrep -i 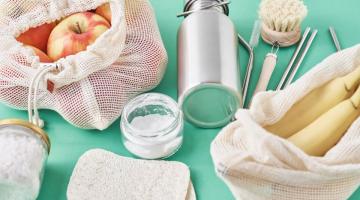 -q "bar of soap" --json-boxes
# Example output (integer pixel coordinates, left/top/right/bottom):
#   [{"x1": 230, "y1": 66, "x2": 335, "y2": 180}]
[{"x1": 67, "y1": 149, "x2": 195, "y2": 200}]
